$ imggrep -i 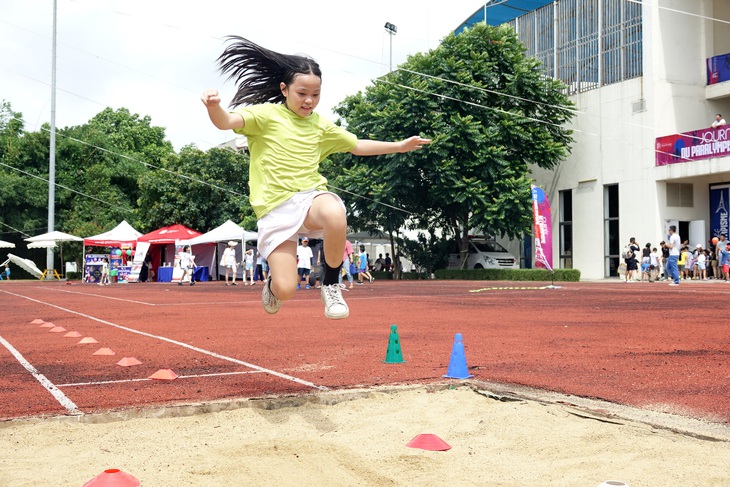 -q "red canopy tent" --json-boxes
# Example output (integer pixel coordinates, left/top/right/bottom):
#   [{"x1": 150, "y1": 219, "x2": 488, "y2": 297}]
[
  {"x1": 137, "y1": 224, "x2": 202, "y2": 245},
  {"x1": 136, "y1": 224, "x2": 204, "y2": 281}
]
